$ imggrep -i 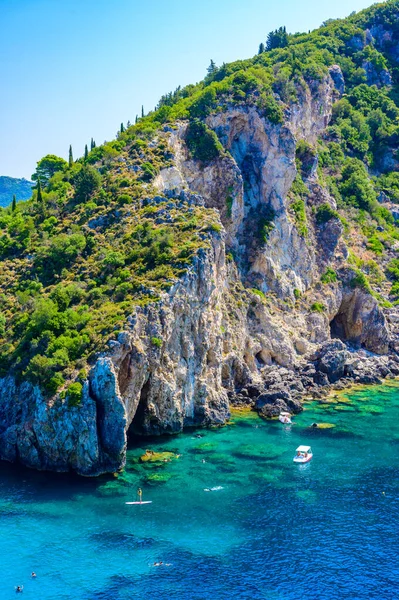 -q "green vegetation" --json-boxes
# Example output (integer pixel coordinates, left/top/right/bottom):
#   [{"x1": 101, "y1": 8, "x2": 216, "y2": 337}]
[
  {"x1": 290, "y1": 199, "x2": 308, "y2": 237},
  {"x1": 251, "y1": 288, "x2": 266, "y2": 300},
  {"x1": 315, "y1": 204, "x2": 340, "y2": 225},
  {"x1": 311, "y1": 302, "x2": 326, "y2": 313},
  {"x1": 258, "y1": 208, "x2": 276, "y2": 242},
  {"x1": 185, "y1": 120, "x2": 224, "y2": 163},
  {"x1": 293, "y1": 288, "x2": 301, "y2": 300},
  {"x1": 321, "y1": 268, "x2": 338, "y2": 284}
]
